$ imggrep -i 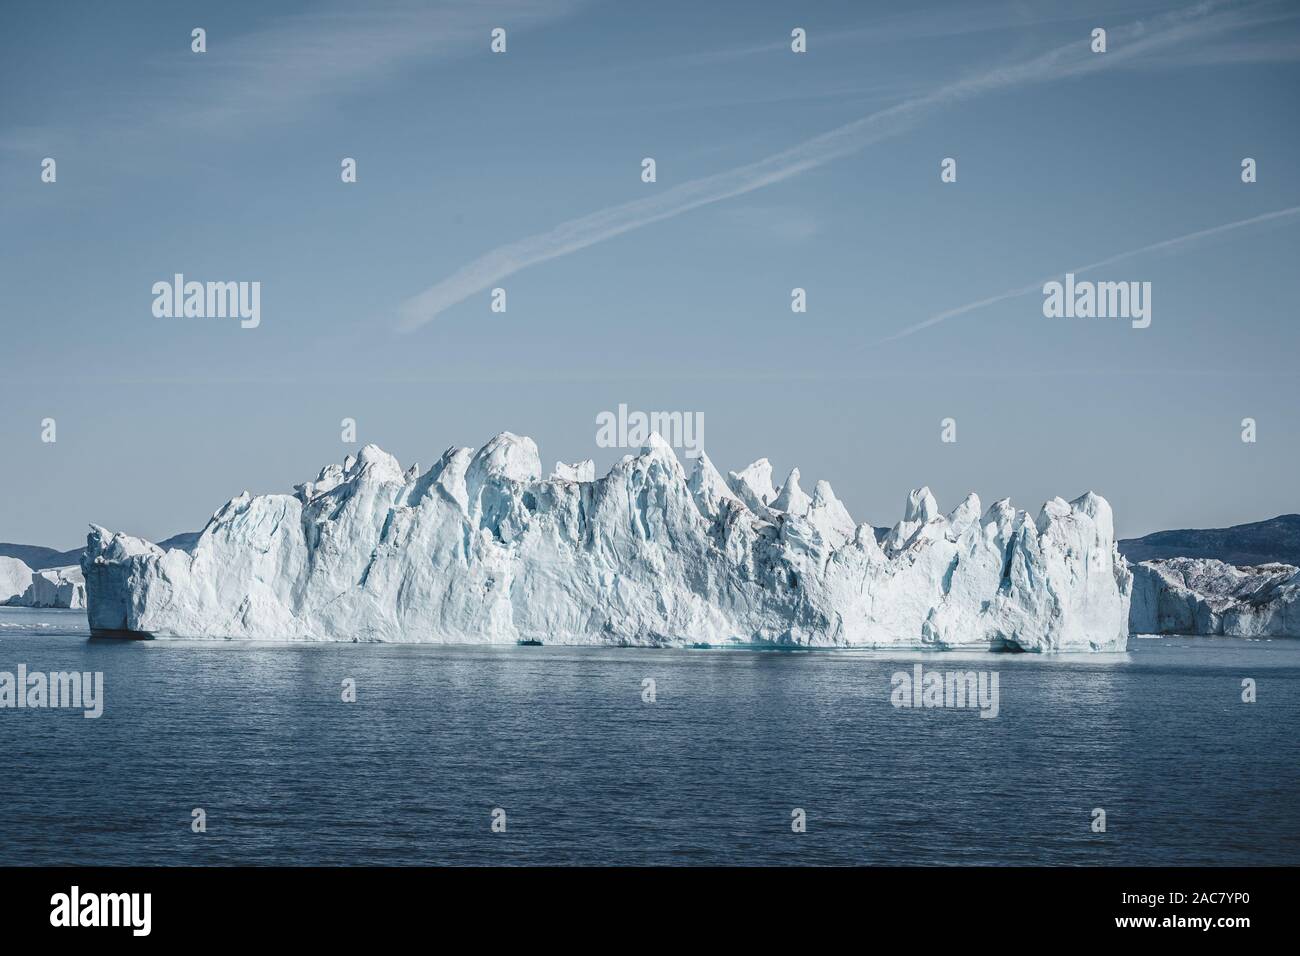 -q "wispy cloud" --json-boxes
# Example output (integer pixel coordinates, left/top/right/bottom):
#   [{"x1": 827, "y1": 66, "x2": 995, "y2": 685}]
[
  {"x1": 1137, "y1": 36, "x2": 1300, "y2": 67},
  {"x1": 674, "y1": 0, "x2": 1177, "y2": 65},
  {"x1": 875, "y1": 205, "x2": 1300, "y2": 343},
  {"x1": 397, "y1": 0, "x2": 1266, "y2": 330},
  {"x1": 2, "y1": 0, "x2": 587, "y2": 150},
  {"x1": 174, "y1": 0, "x2": 588, "y2": 133}
]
